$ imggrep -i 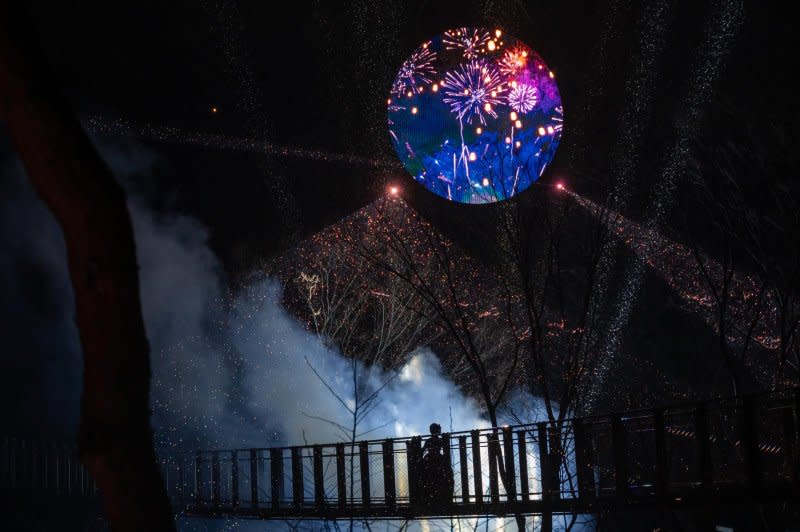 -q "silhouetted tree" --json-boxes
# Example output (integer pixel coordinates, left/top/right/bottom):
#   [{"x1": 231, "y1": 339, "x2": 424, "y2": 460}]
[{"x1": 0, "y1": 4, "x2": 174, "y2": 529}]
